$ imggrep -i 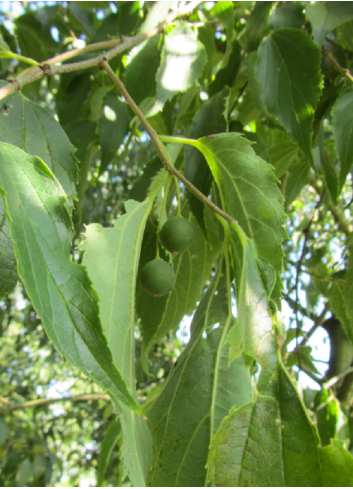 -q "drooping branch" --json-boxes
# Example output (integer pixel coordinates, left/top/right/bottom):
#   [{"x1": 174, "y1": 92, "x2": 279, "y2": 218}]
[
  {"x1": 99, "y1": 59, "x2": 236, "y2": 224},
  {"x1": 0, "y1": 1, "x2": 202, "y2": 101}
]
